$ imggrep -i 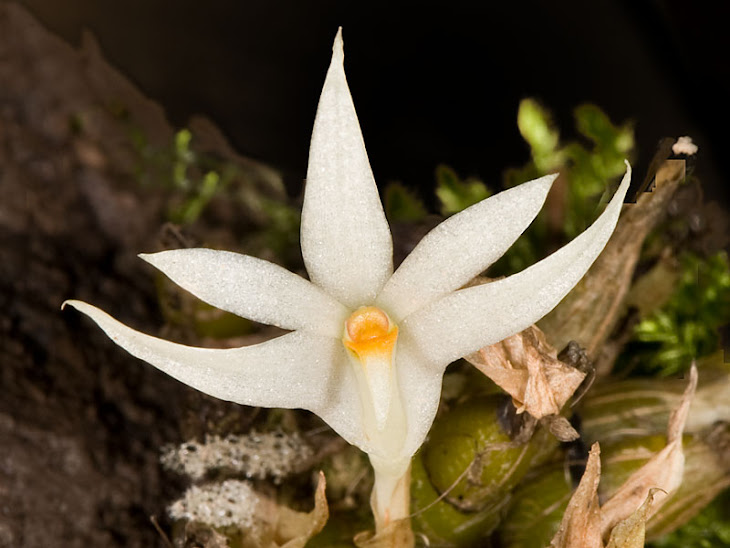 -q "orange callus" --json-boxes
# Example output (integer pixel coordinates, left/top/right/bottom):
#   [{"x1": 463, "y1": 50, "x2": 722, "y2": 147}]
[{"x1": 344, "y1": 306, "x2": 398, "y2": 358}]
